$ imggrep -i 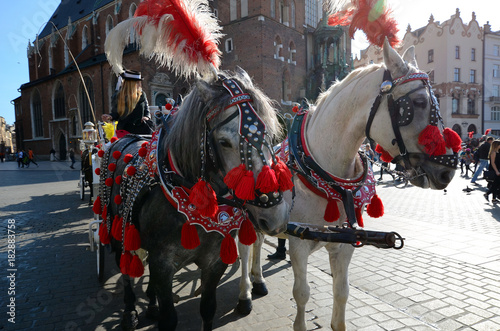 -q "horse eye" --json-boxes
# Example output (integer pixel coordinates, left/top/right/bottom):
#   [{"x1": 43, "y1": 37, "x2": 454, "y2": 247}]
[
  {"x1": 218, "y1": 139, "x2": 232, "y2": 148},
  {"x1": 413, "y1": 98, "x2": 428, "y2": 108}
]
